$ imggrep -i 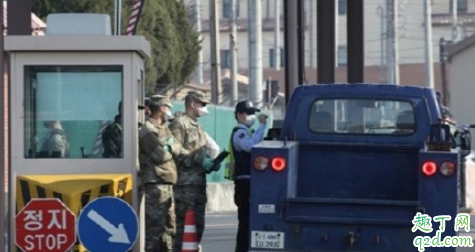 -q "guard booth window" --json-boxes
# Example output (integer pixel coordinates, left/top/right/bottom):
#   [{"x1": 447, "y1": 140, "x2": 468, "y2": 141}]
[
  {"x1": 308, "y1": 99, "x2": 415, "y2": 135},
  {"x1": 24, "y1": 65, "x2": 123, "y2": 159}
]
